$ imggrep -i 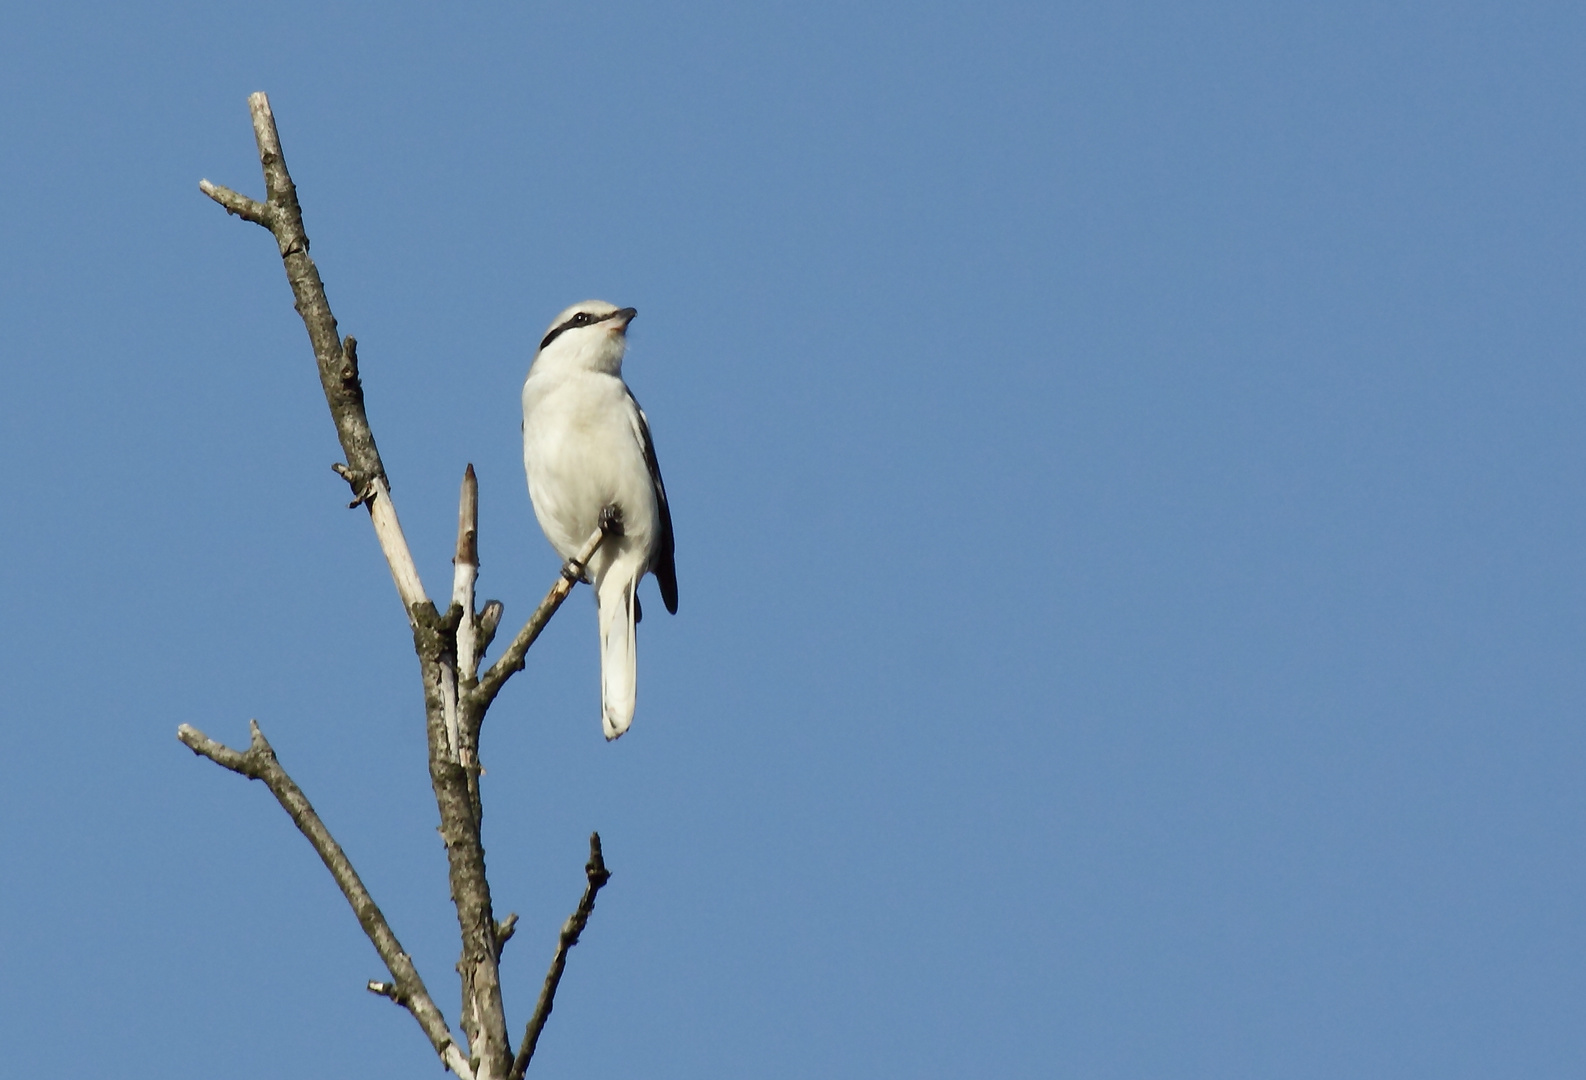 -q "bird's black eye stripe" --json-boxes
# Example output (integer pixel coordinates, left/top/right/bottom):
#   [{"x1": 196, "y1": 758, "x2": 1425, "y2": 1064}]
[{"x1": 539, "y1": 309, "x2": 617, "y2": 351}]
